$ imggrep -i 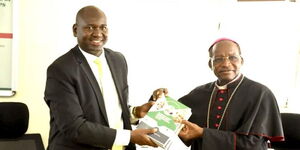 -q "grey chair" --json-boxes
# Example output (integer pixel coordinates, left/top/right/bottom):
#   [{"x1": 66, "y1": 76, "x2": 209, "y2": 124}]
[
  {"x1": 0, "y1": 102, "x2": 45, "y2": 150},
  {"x1": 271, "y1": 113, "x2": 300, "y2": 150}
]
